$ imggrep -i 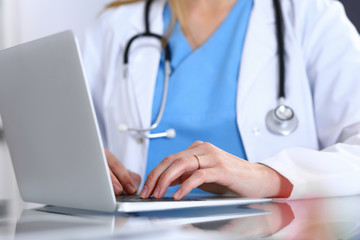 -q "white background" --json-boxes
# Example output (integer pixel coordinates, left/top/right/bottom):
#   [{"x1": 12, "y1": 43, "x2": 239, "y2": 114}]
[
  {"x1": 1, "y1": 0, "x2": 112, "y2": 48},
  {"x1": 0, "y1": 0, "x2": 112, "y2": 209}
]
